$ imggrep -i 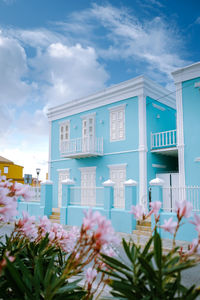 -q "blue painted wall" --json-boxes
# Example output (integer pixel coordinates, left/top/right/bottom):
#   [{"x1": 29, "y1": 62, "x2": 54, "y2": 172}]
[
  {"x1": 182, "y1": 77, "x2": 200, "y2": 185},
  {"x1": 50, "y1": 96, "x2": 140, "y2": 208},
  {"x1": 146, "y1": 97, "x2": 177, "y2": 186}
]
